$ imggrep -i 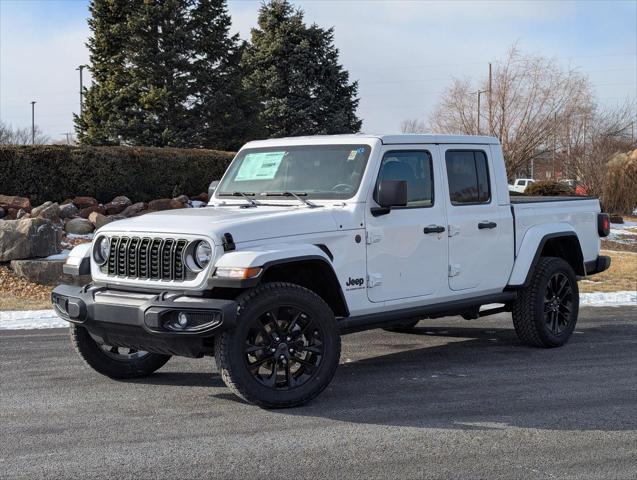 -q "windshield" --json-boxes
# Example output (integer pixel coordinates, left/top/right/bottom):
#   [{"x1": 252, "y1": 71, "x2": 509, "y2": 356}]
[{"x1": 217, "y1": 144, "x2": 372, "y2": 200}]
